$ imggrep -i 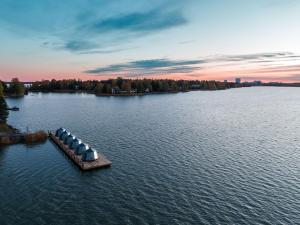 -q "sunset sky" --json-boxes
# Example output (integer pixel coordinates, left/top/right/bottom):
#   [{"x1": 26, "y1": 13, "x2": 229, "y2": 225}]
[{"x1": 1, "y1": 0, "x2": 300, "y2": 82}]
